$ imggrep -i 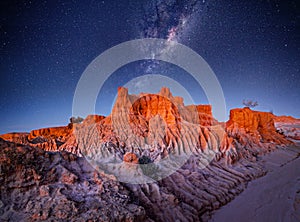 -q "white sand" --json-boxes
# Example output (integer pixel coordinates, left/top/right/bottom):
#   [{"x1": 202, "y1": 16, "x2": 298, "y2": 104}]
[{"x1": 209, "y1": 144, "x2": 300, "y2": 222}]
